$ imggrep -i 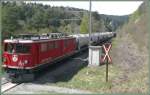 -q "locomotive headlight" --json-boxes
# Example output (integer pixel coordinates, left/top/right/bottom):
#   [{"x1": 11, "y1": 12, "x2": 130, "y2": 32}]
[
  {"x1": 3, "y1": 57, "x2": 6, "y2": 62},
  {"x1": 24, "y1": 60, "x2": 28, "y2": 64},
  {"x1": 12, "y1": 55, "x2": 18, "y2": 62}
]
